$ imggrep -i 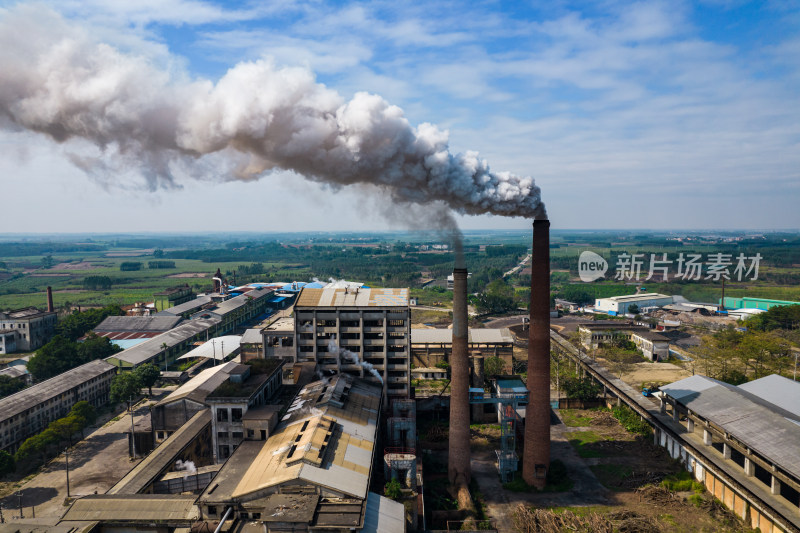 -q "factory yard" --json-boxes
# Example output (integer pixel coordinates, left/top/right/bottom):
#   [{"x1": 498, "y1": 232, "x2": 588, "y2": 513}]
[
  {"x1": 467, "y1": 408, "x2": 755, "y2": 533},
  {"x1": 0, "y1": 393, "x2": 168, "y2": 521}
]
